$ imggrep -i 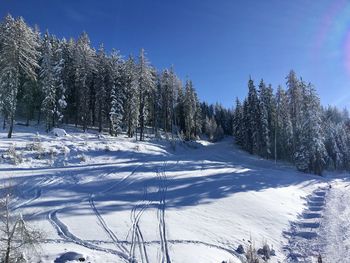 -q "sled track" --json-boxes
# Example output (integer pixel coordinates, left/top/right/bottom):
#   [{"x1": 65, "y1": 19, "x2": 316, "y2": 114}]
[
  {"x1": 47, "y1": 163, "x2": 141, "y2": 262},
  {"x1": 48, "y1": 209, "x2": 129, "y2": 261},
  {"x1": 128, "y1": 186, "x2": 151, "y2": 263},
  {"x1": 89, "y1": 195, "x2": 129, "y2": 254},
  {"x1": 88, "y1": 163, "x2": 141, "y2": 256},
  {"x1": 157, "y1": 161, "x2": 171, "y2": 263}
]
